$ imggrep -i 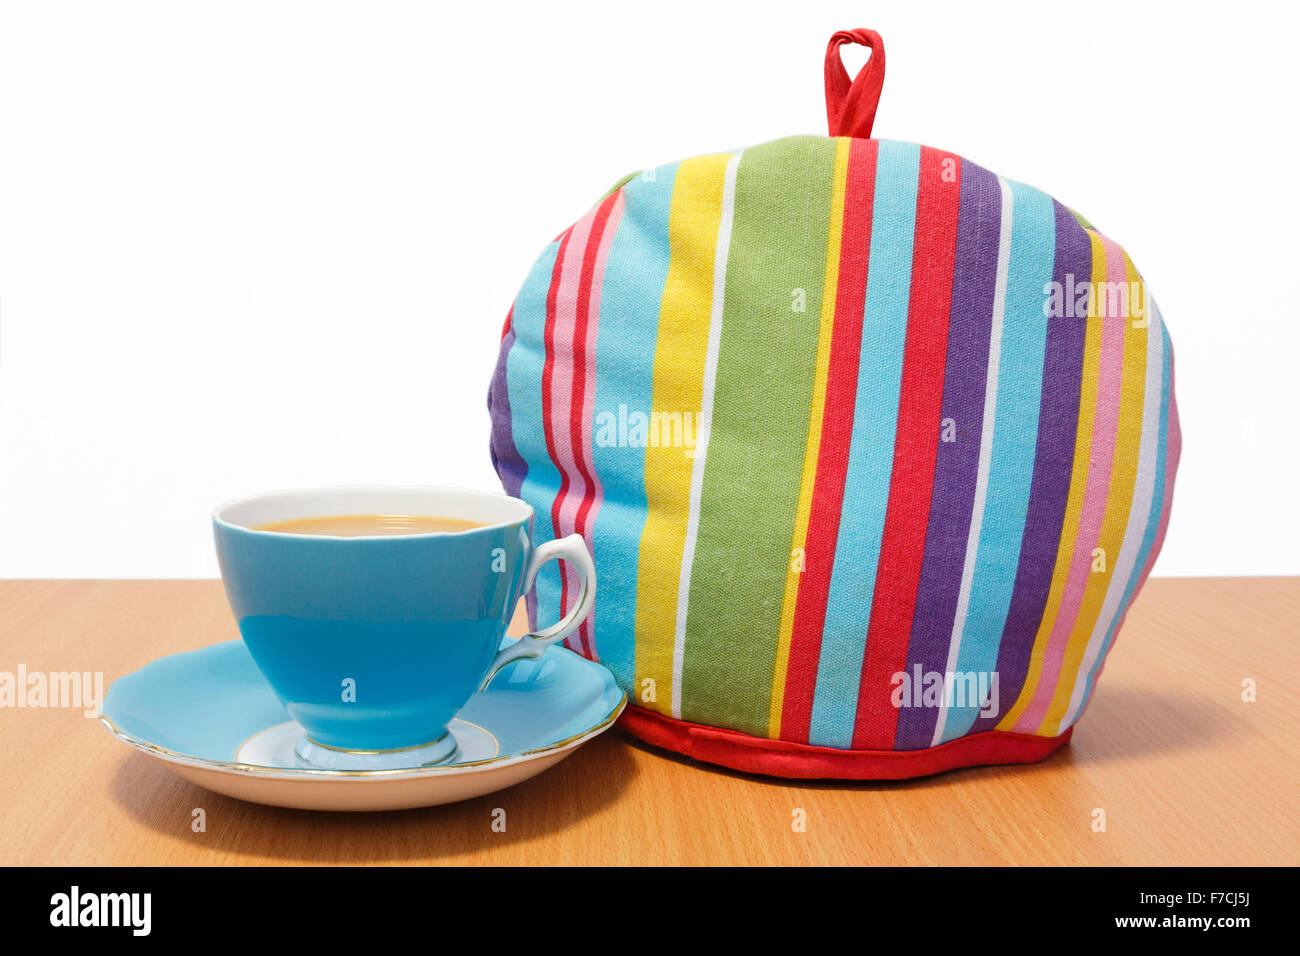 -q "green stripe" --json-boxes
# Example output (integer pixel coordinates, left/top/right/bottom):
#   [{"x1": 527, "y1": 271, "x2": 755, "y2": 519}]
[
  {"x1": 679, "y1": 136, "x2": 837, "y2": 734},
  {"x1": 1068, "y1": 206, "x2": 1095, "y2": 231},
  {"x1": 600, "y1": 170, "x2": 641, "y2": 201}
]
